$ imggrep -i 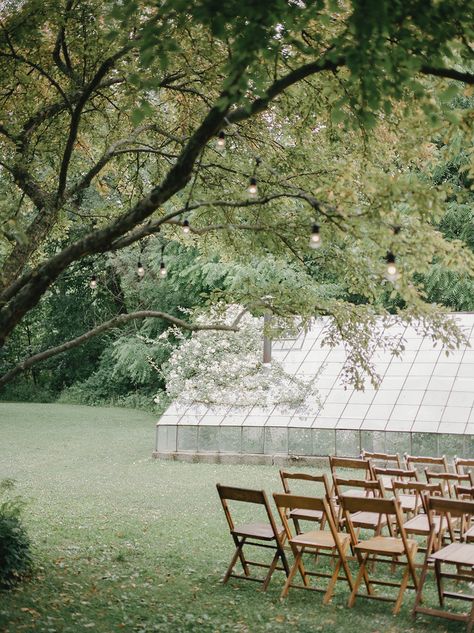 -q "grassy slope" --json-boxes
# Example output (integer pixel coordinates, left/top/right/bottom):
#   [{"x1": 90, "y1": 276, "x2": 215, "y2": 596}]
[{"x1": 0, "y1": 403, "x2": 461, "y2": 632}]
